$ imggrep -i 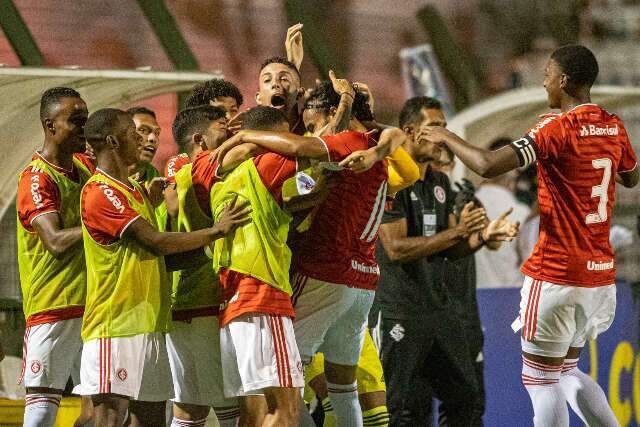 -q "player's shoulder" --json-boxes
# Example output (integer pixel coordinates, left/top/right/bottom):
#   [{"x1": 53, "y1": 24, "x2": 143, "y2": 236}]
[
  {"x1": 82, "y1": 179, "x2": 129, "y2": 213},
  {"x1": 528, "y1": 112, "x2": 563, "y2": 137}
]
